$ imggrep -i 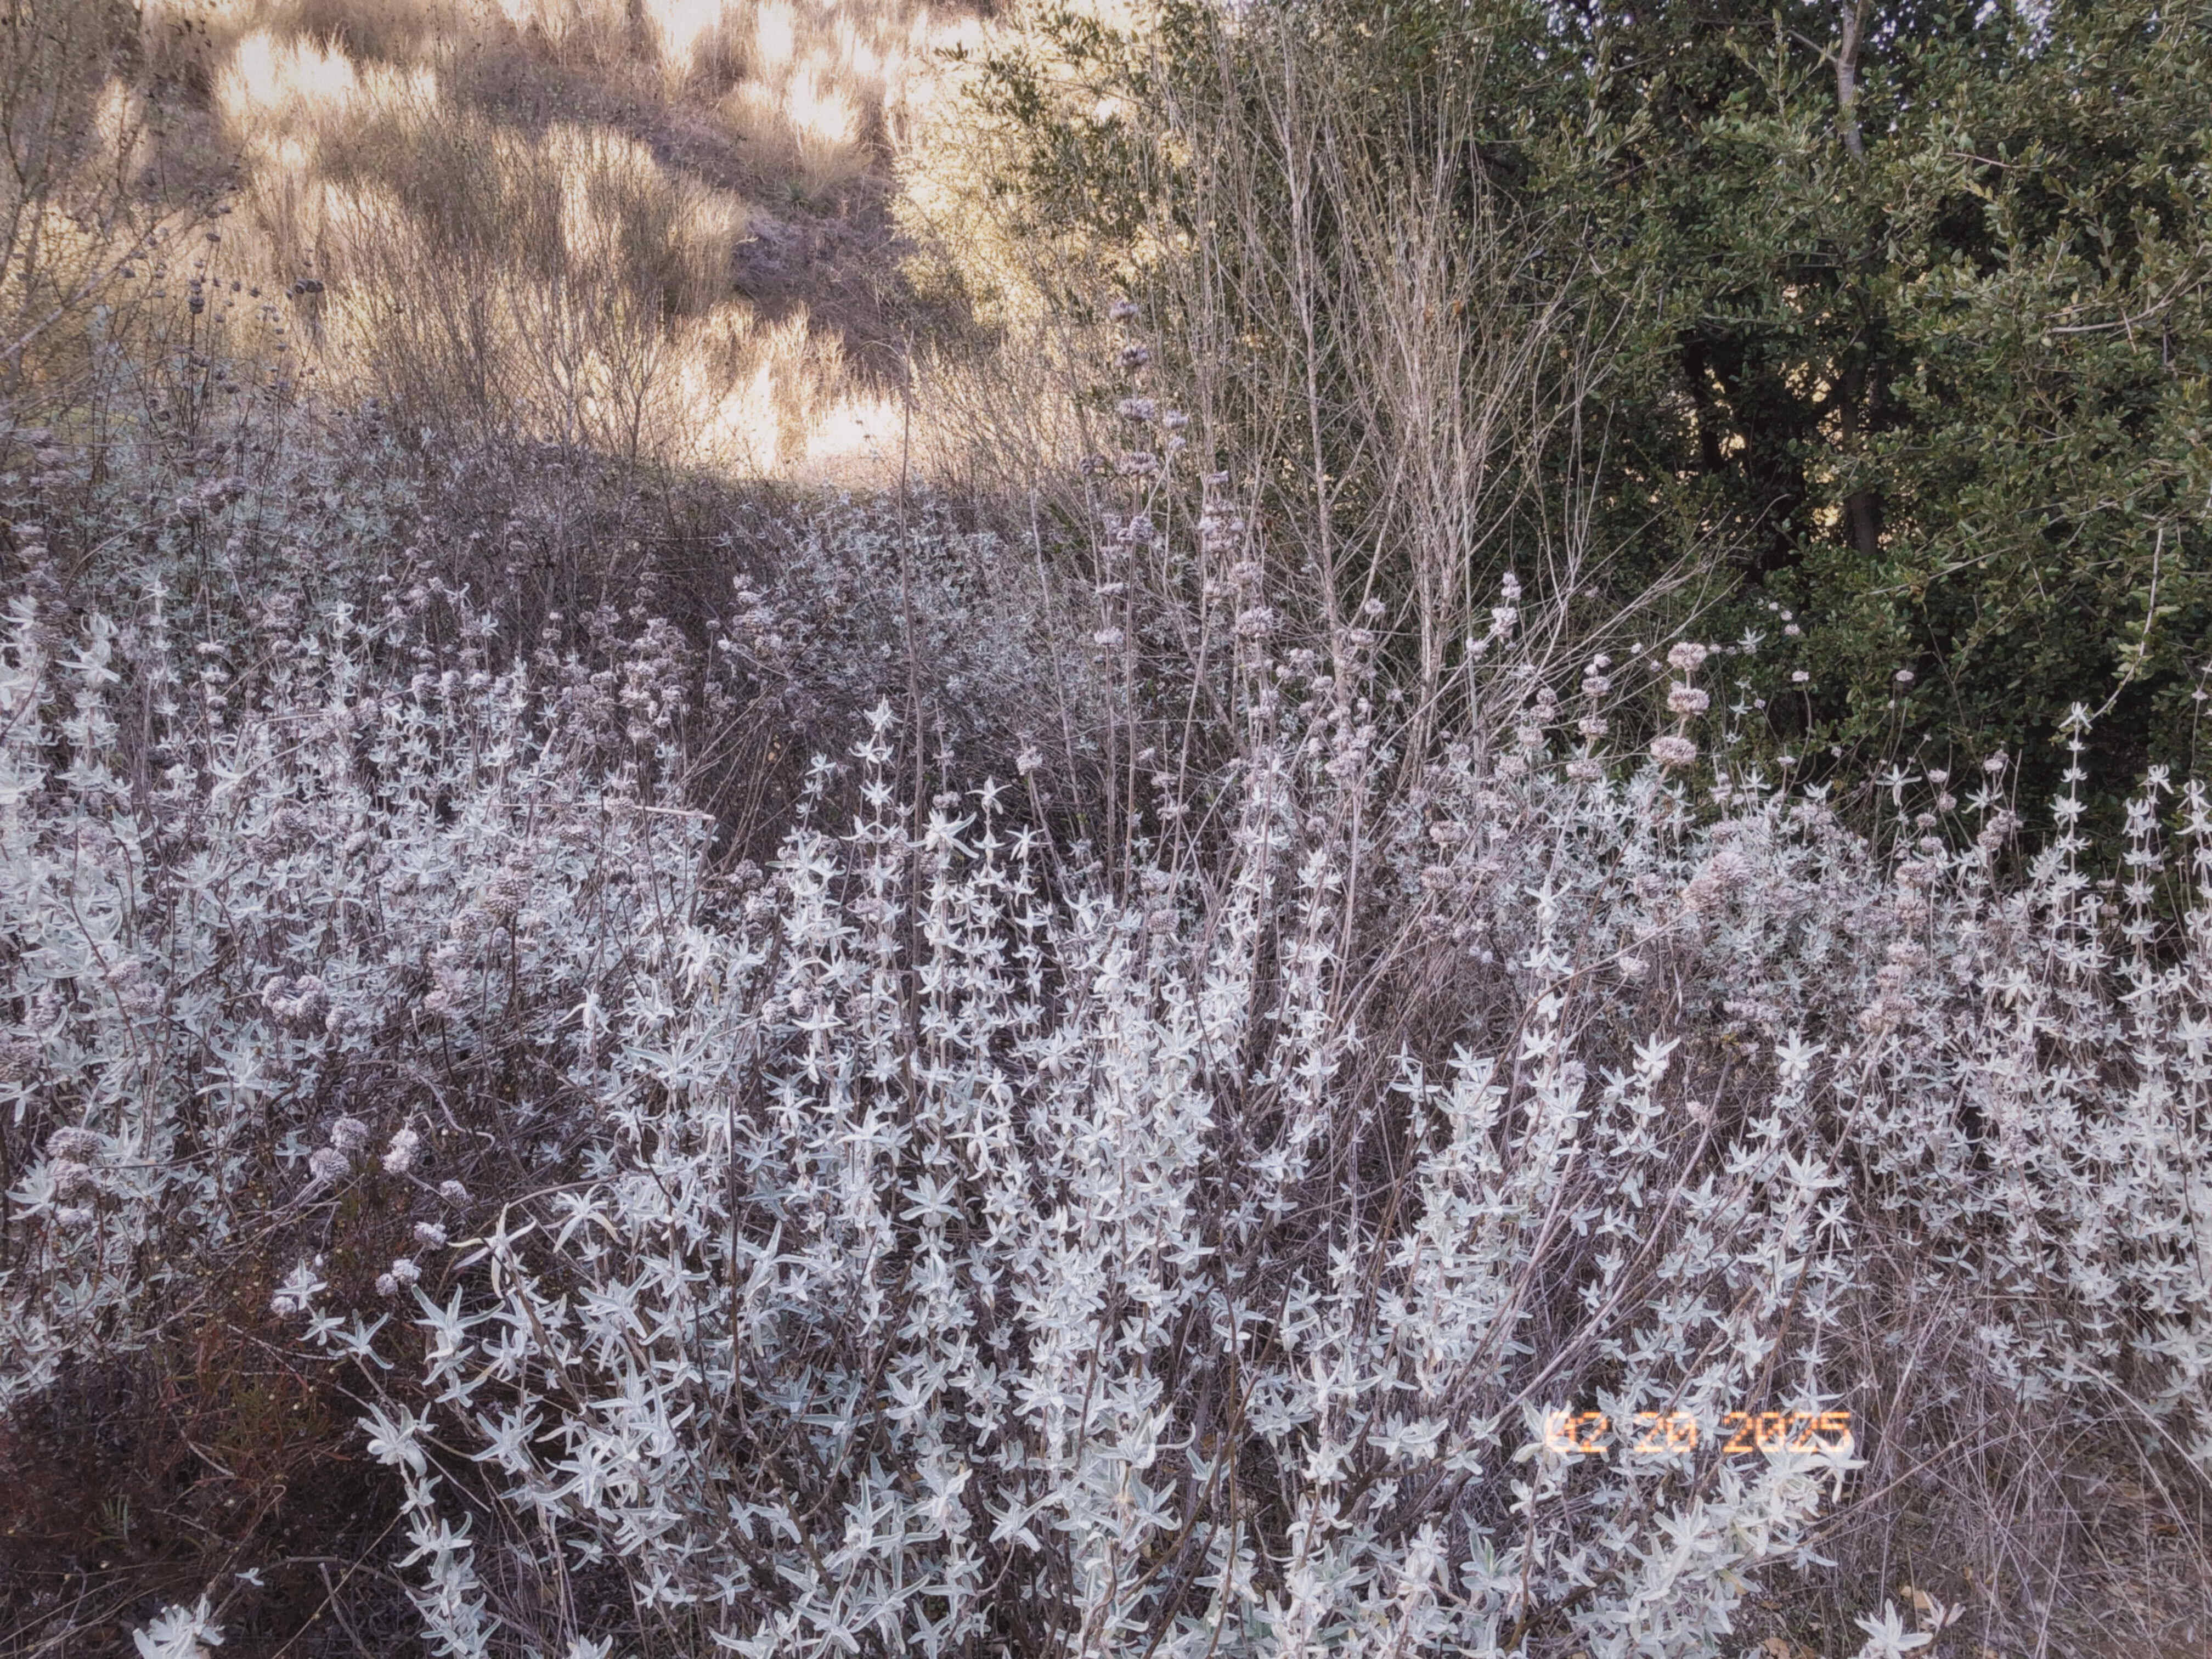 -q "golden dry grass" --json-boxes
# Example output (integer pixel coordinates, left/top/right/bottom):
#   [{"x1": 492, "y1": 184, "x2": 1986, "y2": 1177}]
[{"x1": 58, "y1": 0, "x2": 997, "y2": 478}]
